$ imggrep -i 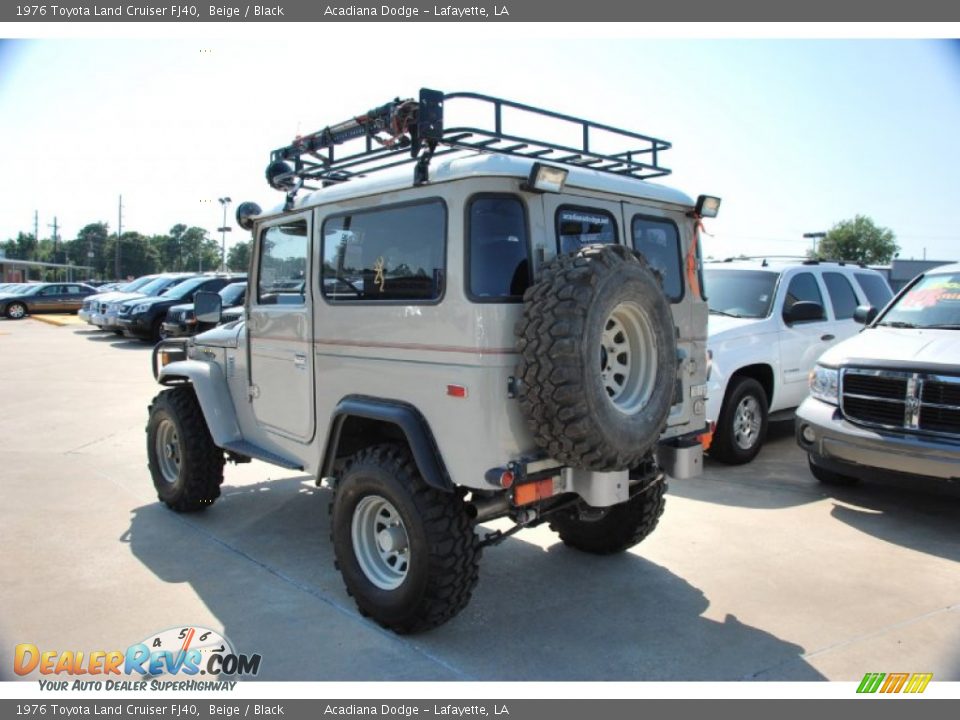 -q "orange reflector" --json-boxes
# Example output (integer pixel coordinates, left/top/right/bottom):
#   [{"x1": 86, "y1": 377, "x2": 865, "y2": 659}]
[
  {"x1": 513, "y1": 478, "x2": 554, "y2": 506},
  {"x1": 499, "y1": 470, "x2": 515, "y2": 489},
  {"x1": 699, "y1": 424, "x2": 714, "y2": 451},
  {"x1": 160, "y1": 352, "x2": 171, "y2": 366},
  {"x1": 446, "y1": 384, "x2": 468, "y2": 398}
]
